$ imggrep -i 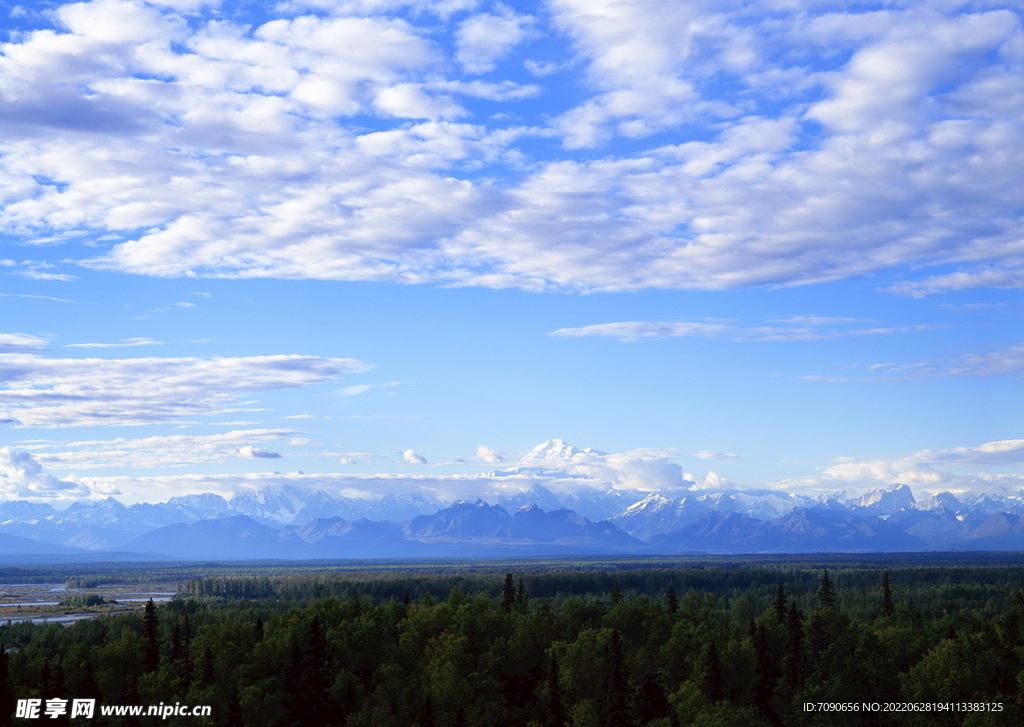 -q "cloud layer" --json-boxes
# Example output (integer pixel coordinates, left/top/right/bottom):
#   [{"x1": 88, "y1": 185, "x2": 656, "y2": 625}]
[
  {"x1": 23, "y1": 429, "x2": 299, "y2": 468},
  {"x1": 0, "y1": 353, "x2": 366, "y2": 427},
  {"x1": 0, "y1": 0, "x2": 1022, "y2": 292},
  {"x1": 780, "y1": 438, "x2": 1024, "y2": 495}
]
